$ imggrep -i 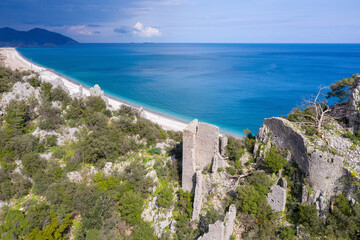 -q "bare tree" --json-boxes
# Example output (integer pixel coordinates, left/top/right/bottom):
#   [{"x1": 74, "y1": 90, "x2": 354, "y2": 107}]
[{"x1": 288, "y1": 86, "x2": 331, "y2": 137}]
